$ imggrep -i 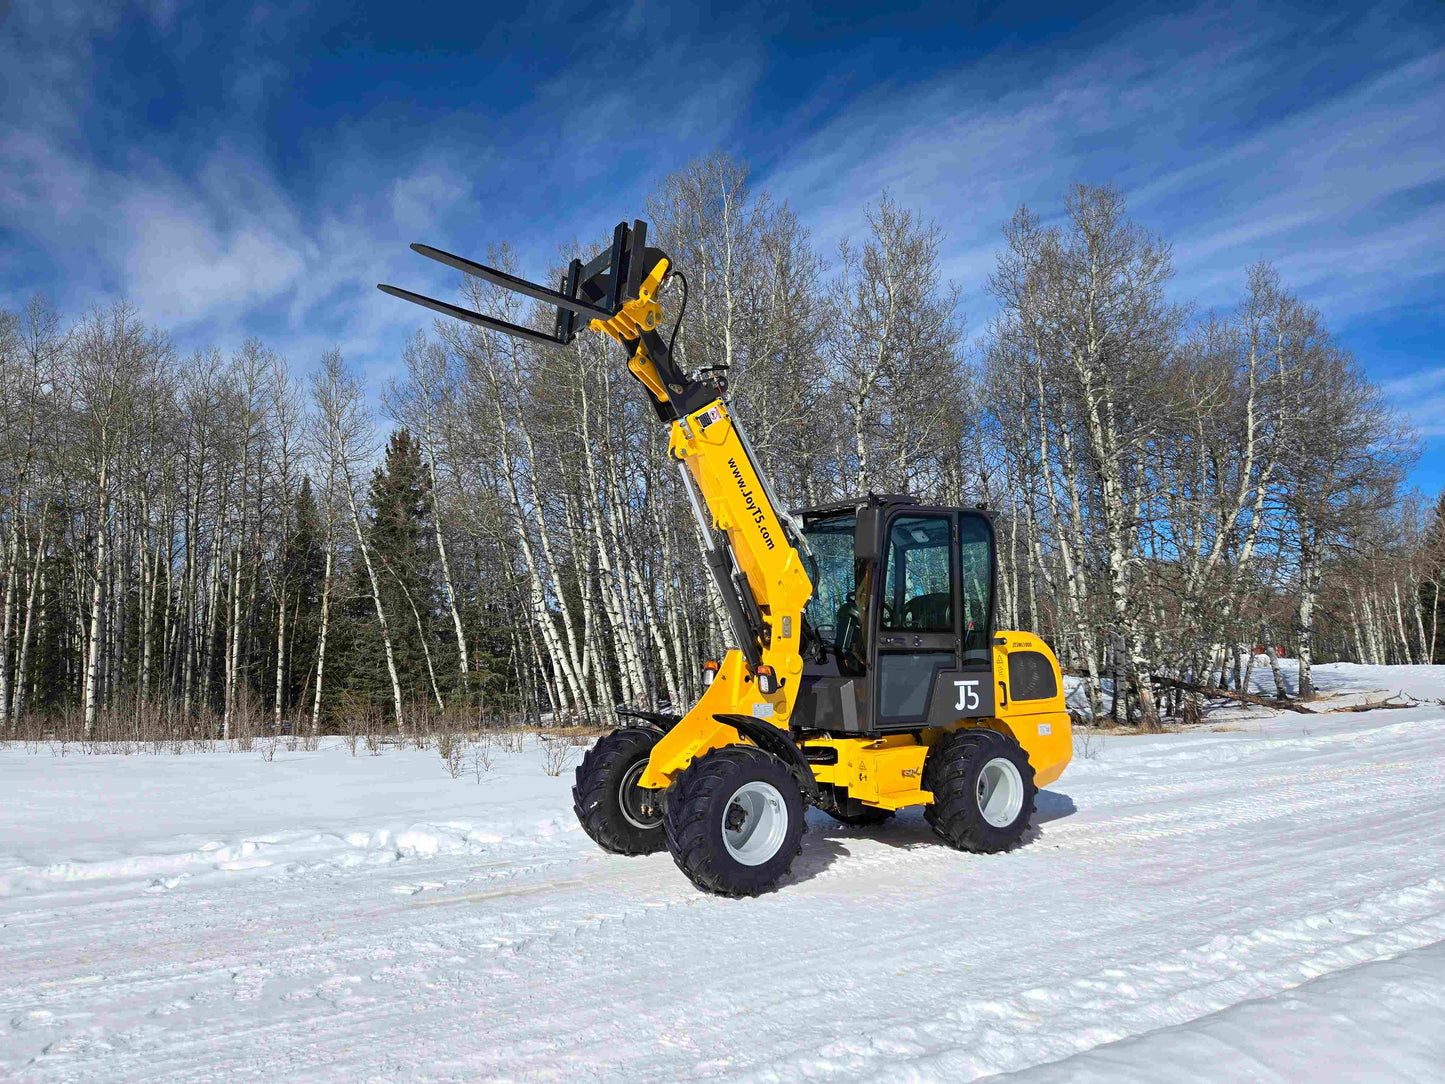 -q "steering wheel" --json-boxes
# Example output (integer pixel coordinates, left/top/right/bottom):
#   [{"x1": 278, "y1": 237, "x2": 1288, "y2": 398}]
[{"x1": 838, "y1": 597, "x2": 896, "y2": 627}]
